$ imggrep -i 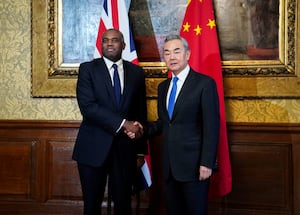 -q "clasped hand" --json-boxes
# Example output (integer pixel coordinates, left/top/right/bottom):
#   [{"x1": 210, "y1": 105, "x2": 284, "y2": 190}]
[{"x1": 123, "y1": 120, "x2": 143, "y2": 139}]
